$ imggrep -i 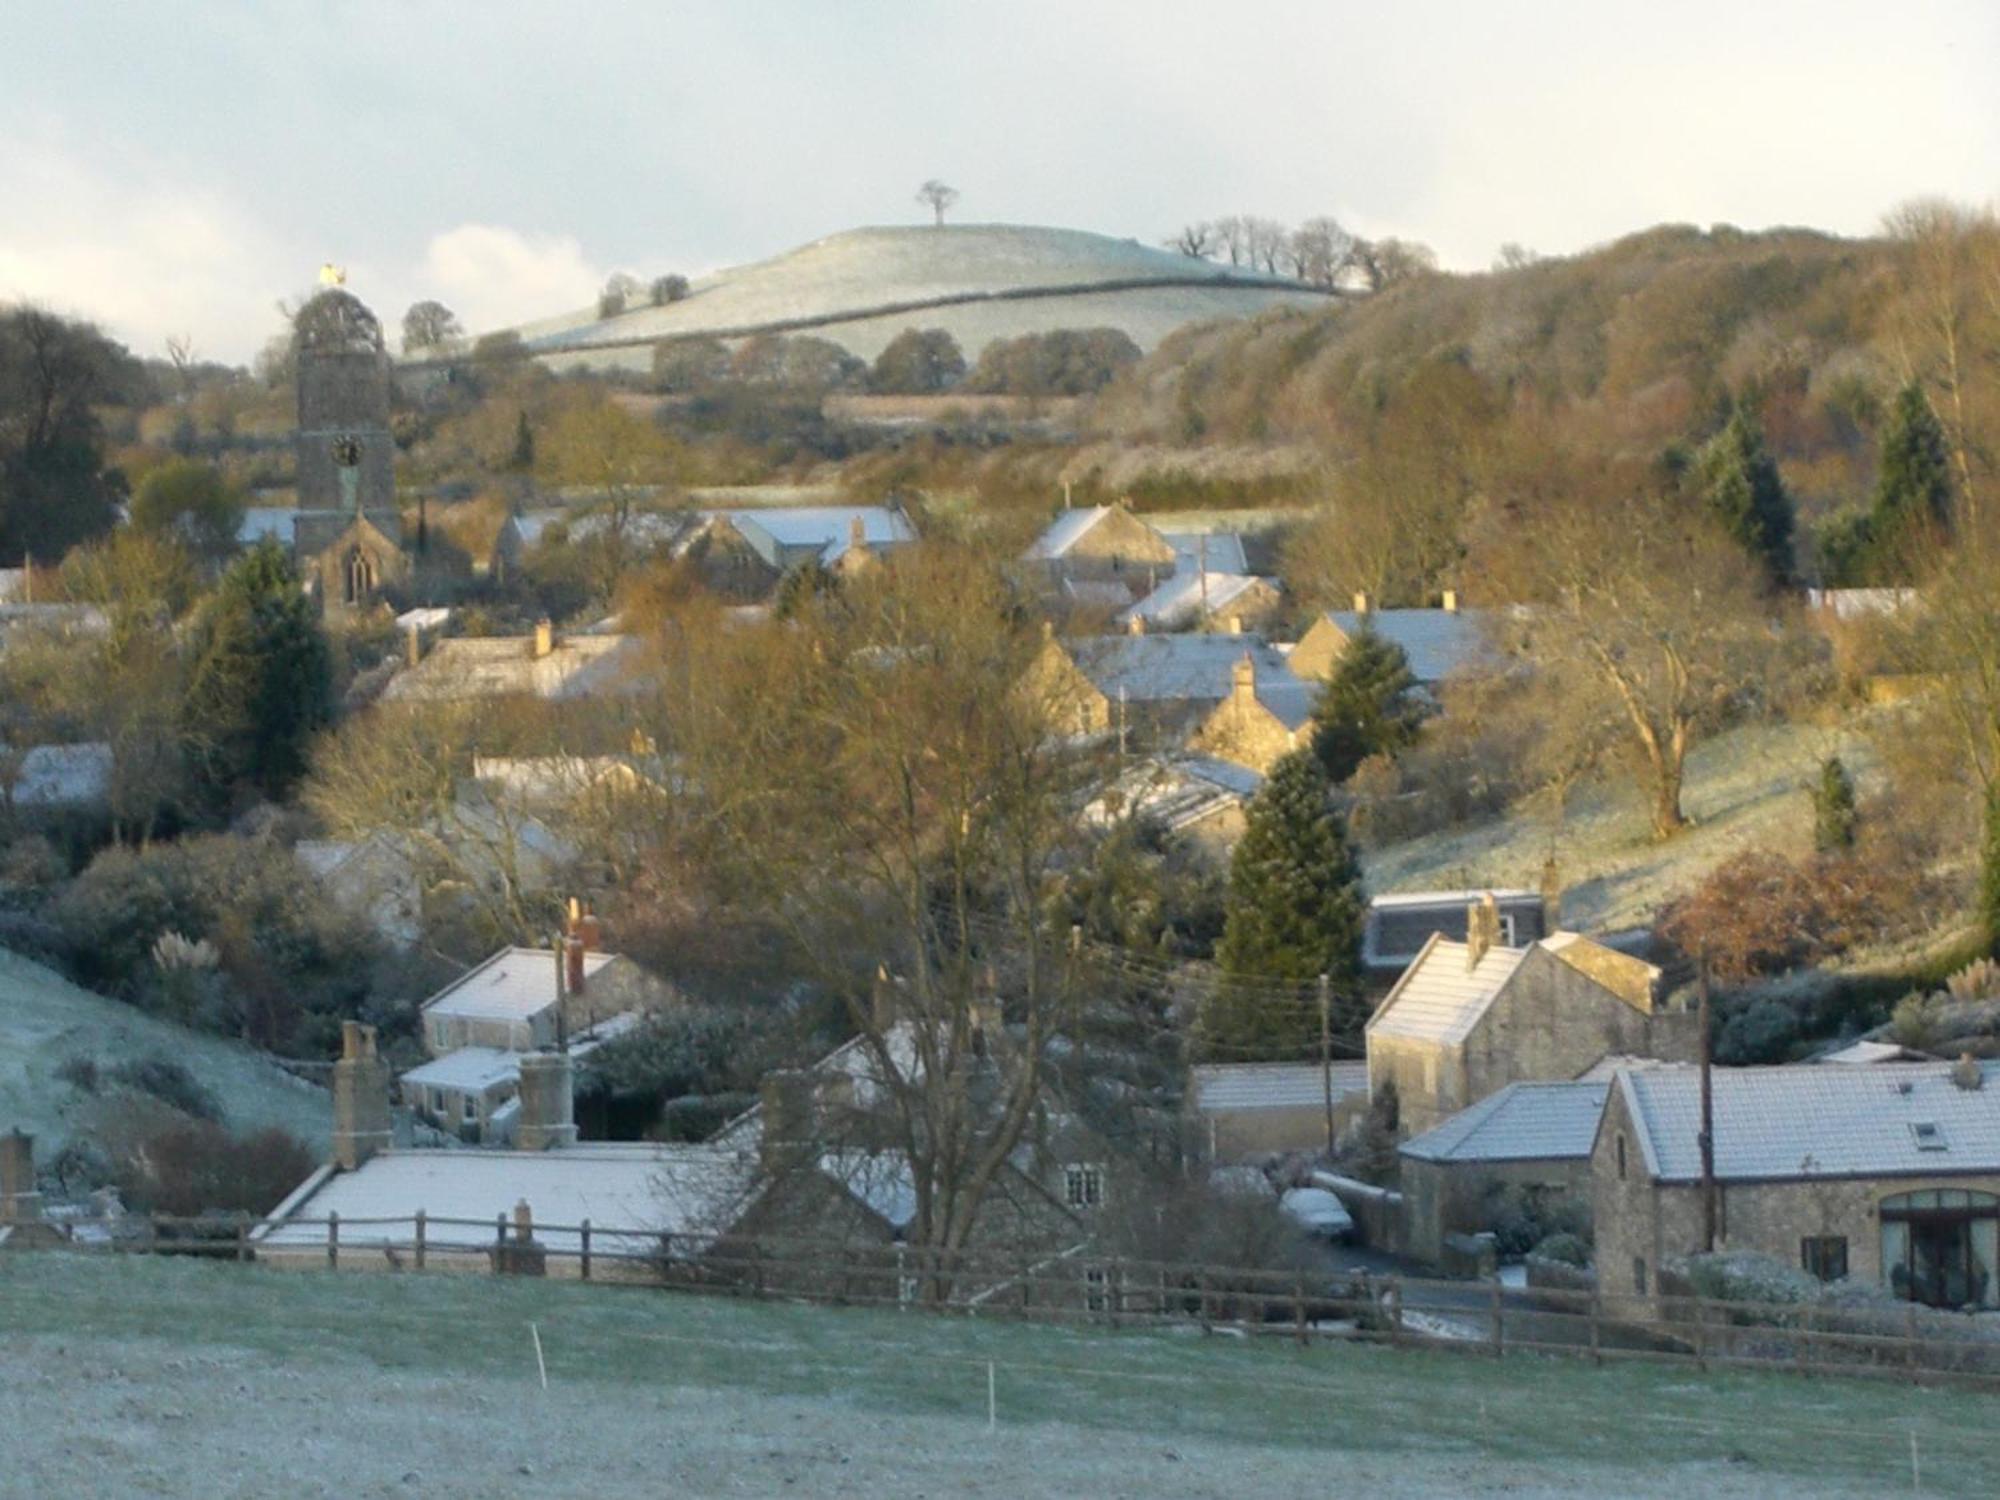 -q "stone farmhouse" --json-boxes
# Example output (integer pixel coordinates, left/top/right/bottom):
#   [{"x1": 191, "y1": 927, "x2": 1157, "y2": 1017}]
[
  {"x1": 1365, "y1": 896, "x2": 1697, "y2": 1136},
  {"x1": 1397, "y1": 1078, "x2": 1609, "y2": 1266},
  {"x1": 1290, "y1": 592, "x2": 1494, "y2": 687},
  {"x1": 1594, "y1": 1058, "x2": 2000, "y2": 1317}
]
